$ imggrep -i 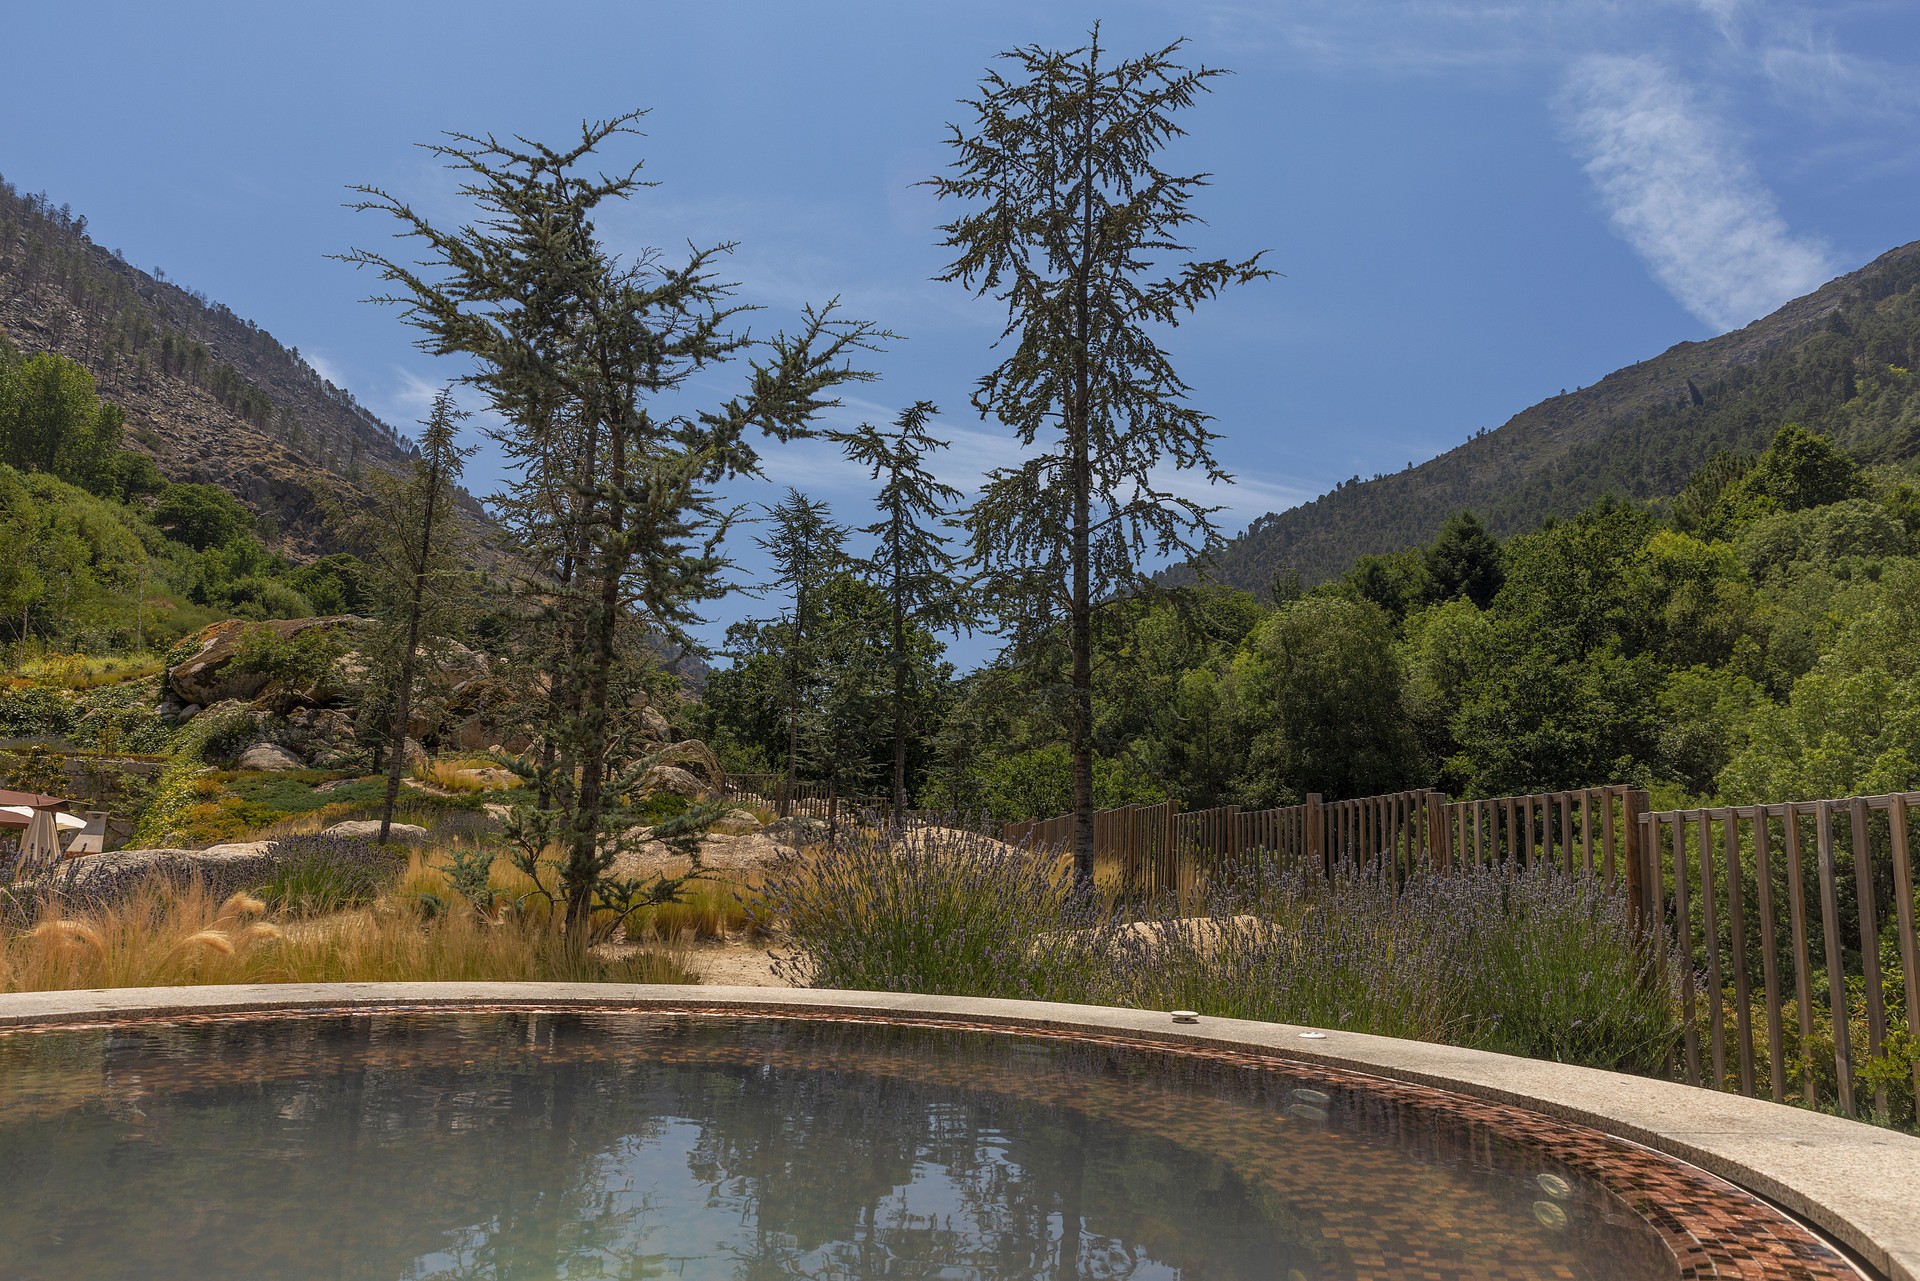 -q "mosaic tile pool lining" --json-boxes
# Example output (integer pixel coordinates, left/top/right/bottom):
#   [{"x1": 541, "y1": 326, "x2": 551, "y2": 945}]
[{"x1": 0, "y1": 1002, "x2": 1866, "y2": 1281}]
